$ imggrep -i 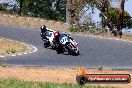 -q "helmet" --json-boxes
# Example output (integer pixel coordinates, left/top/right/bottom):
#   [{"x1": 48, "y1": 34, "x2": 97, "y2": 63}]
[
  {"x1": 54, "y1": 31, "x2": 60, "y2": 37},
  {"x1": 40, "y1": 25, "x2": 47, "y2": 32}
]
